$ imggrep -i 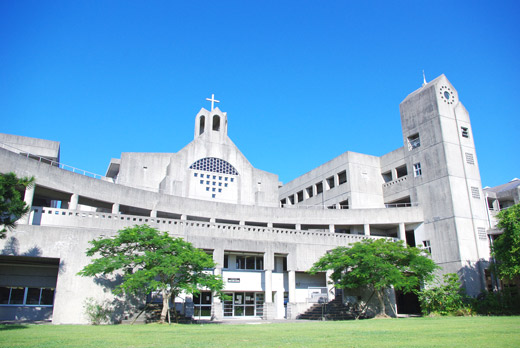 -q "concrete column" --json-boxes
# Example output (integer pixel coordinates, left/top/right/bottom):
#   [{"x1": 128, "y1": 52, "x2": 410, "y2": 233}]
[
  {"x1": 209, "y1": 217, "x2": 216, "y2": 223},
  {"x1": 211, "y1": 268, "x2": 223, "y2": 320},
  {"x1": 263, "y1": 269, "x2": 275, "y2": 320},
  {"x1": 267, "y1": 222, "x2": 273, "y2": 228},
  {"x1": 213, "y1": 248, "x2": 225, "y2": 269},
  {"x1": 69, "y1": 193, "x2": 79, "y2": 210},
  {"x1": 19, "y1": 185, "x2": 35, "y2": 224},
  {"x1": 180, "y1": 214, "x2": 187, "y2": 221},
  {"x1": 398, "y1": 223, "x2": 407, "y2": 246},
  {"x1": 334, "y1": 174, "x2": 339, "y2": 188},
  {"x1": 329, "y1": 224, "x2": 335, "y2": 233},
  {"x1": 288, "y1": 270, "x2": 296, "y2": 303},
  {"x1": 295, "y1": 224, "x2": 301, "y2": 231},
  {"x1": 364, "y1": 224, "x2": 371, "y2": 236},
  {"x1": 111, "y1": 203, "x2": 120, "y2": 214},
  {"x1": 150, "y1": 210, "x2": 157, "y2": 218},
  {"x1": 286, "y1": 270, "x2": 297, "y2": 319},
  {"x1": 326, "y1": 270, "x2": 335, "y2": 301},
  {"x1": 392, "y1": 168, "x2": 397, "y2": 181}
]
